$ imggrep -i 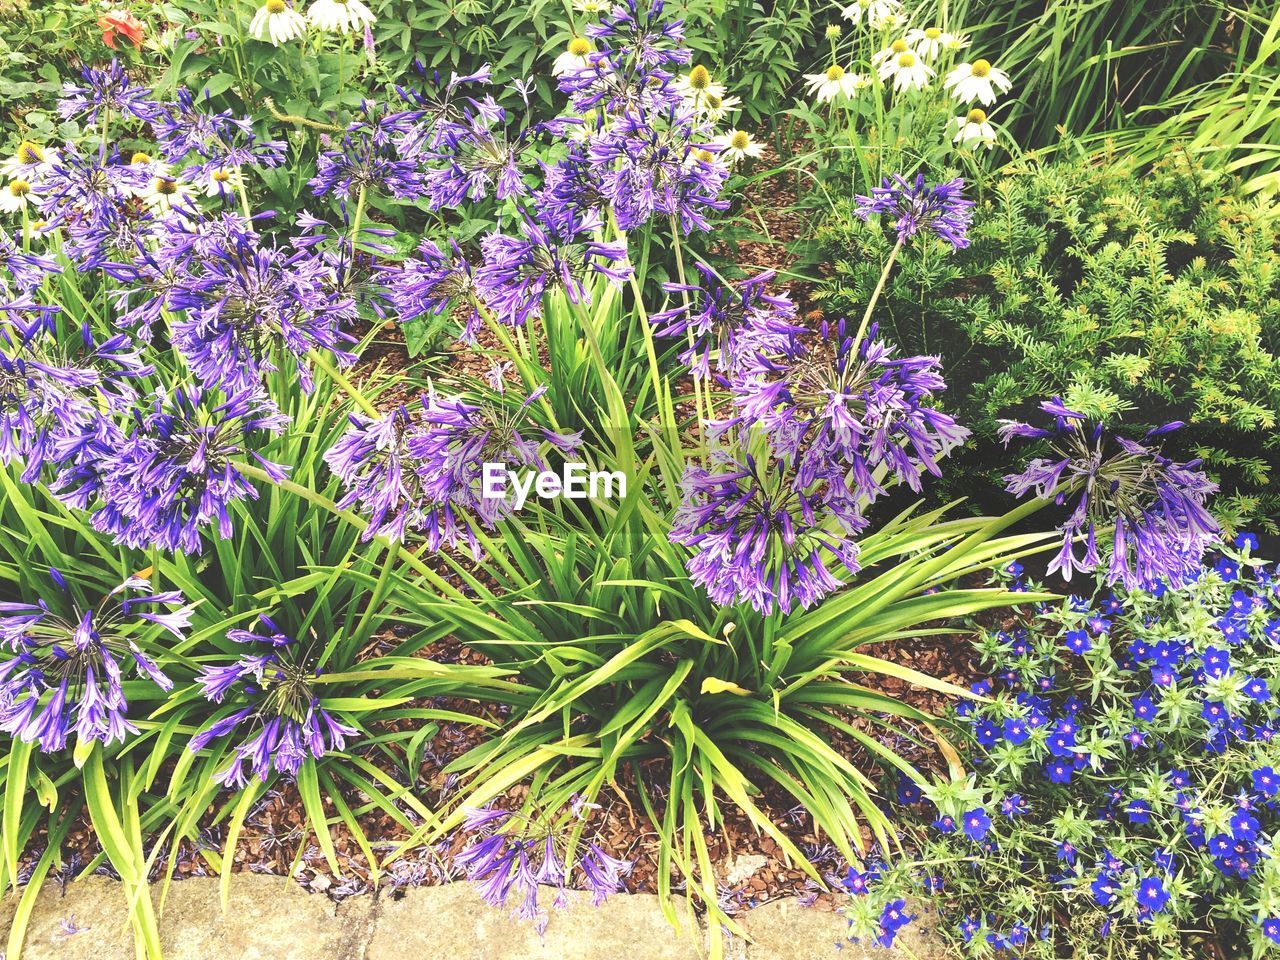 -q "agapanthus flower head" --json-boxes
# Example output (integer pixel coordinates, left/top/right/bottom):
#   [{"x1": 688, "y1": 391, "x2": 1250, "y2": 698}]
[
  {"x1": 166, "y1": 218, "x2": 358, "y2": 392},
  {"x1": 651, "y1": 263, "x2": 803, "y2": 377},
  {"x1": 57, "y1": 60, "x2": 162, "y2": 125},
  {"x1": 0, "y1": 231, "x2": 60, "y2": 296},
  {"x1": 0, "y1": 314, "x2": 151, "y2": 484},
  {"x1": 558, "y1": 0, "x2": 689, "y2": 115},
  {"x1": 1000, "y1": 400, "x2": 1220, "y2": 589},
  {"x1": 37, "y1": 145, "x2": 153, "y2": 235},
  {"x1": 311, "y1": 107, "x2": 425, "y2": 200},
  {"x1": 421, "y1": 112, "x2": 529, "y2": 210},
  {"x1": 585, "y1": 114, "x2": 729, "y2": 233},
  {"x1": 474, "y1": 211, "x2": 631, "y2": 327},
  {"x1": 327, "y1": 386, "x2": 582, "y2": 555},
  {"x1": 190, "y1": 616, "x2": 359, "y2": 786},
  {"x1": 733, "y1": 321, "x2": 970, "y2": 502},
  {"x1": 670, "y1": 453, "x2": 862, "y2": 614},
  {"x1": 390, "y1": 238, "x2": 482, "y2": 341},
  {"x1": 855, "y1": 173, "x2": 973, "y2": 249},
  {"x1": 453, "y1": 801, "x2": 631, "y2": 930},
  {"x1": 88, "y1": 387, "x2": 289, "y2": 554},
  {"x1": 153, "y1": 87, "x2": 286, "y2": 176},
  {"x1": 0, "y1": 572, "x2": 189, "y2": 752}
]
